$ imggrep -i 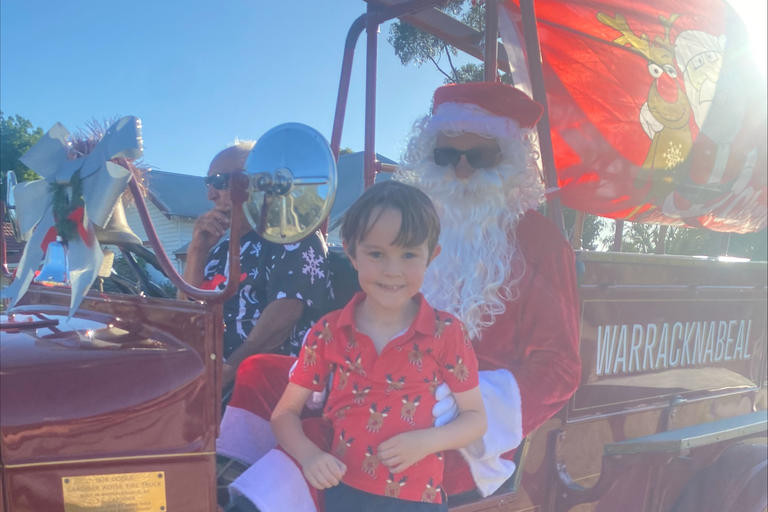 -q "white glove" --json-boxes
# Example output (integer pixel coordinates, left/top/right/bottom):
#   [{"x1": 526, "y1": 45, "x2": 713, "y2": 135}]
[
  {"x1": 432, "y1": 382, "x2": 458, "y2": 427},
  {"x1": 306, "y1": 389, "x2": 326, "y2": 411}
]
